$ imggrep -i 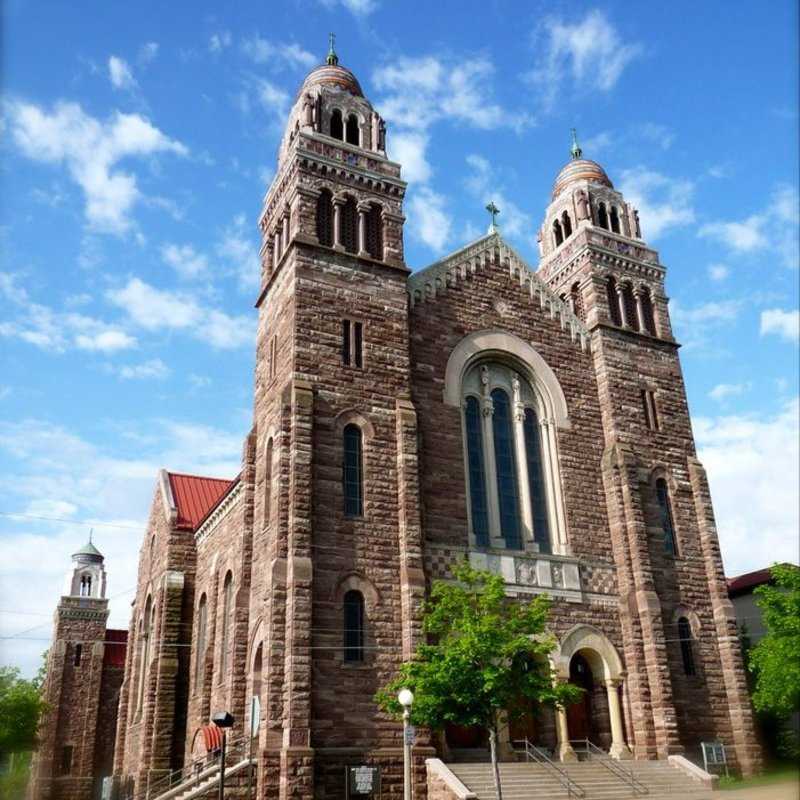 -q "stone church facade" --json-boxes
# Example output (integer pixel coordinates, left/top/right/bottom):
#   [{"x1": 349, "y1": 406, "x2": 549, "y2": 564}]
[{"x1": 33, "y1": 46, "x2": 762, "y2": 800}]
